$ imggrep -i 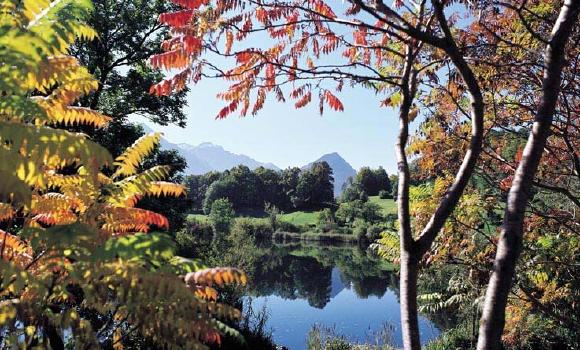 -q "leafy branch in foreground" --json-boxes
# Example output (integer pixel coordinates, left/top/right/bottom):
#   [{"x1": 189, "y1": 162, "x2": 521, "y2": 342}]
[{"x1": 0, "y1": 0, "x2": 246, "y2": 348}]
